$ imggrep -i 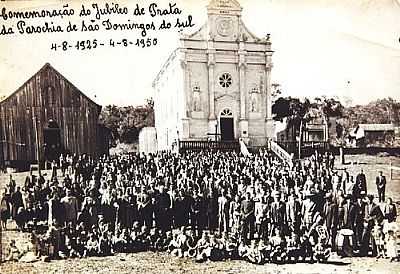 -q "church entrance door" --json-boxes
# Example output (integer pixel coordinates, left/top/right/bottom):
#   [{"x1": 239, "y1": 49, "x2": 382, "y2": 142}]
[{"x1": 219, "y1": 108, "x2": 234, "y2": 141}]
